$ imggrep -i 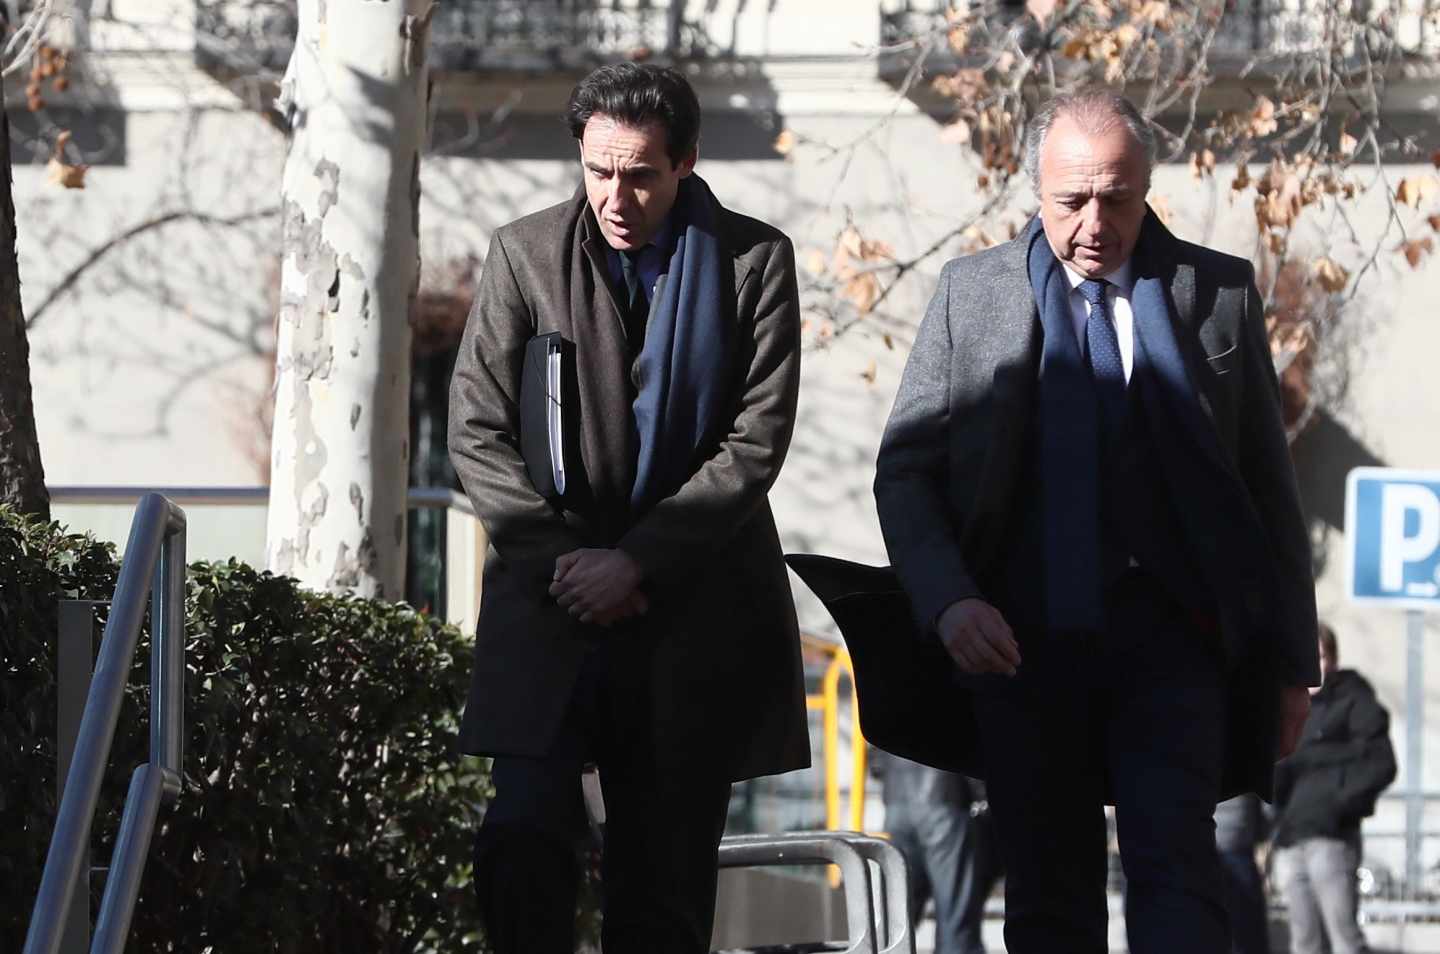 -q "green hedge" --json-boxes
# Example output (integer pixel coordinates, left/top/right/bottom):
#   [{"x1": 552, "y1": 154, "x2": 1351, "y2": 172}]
[{"x1": 1, "y1": 506, "x2": 489, "y2": 952}]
